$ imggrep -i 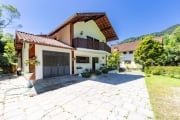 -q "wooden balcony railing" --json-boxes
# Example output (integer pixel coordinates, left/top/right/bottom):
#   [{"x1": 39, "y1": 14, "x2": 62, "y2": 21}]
[{"x1": 73, "y1": 37, "x2": 111, "y2": 53}]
